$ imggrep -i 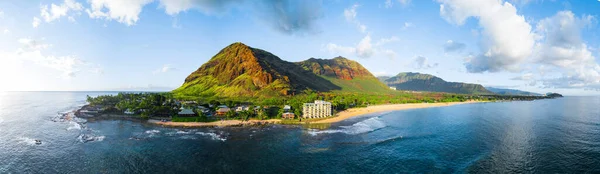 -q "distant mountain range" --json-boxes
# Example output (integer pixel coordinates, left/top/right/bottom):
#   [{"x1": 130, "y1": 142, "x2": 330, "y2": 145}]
[
  {"x1": 378, "y1": 72, "x2": 544, "y2": 96},
  {"x1": 380, "y1": 72, "x2": 493, "y2": 94},
  {"x1": 485, "y1": 87, "x2": 542, "y2": 96},
  {"x1": 173, "y1": 42, "x2": 389, "y2": 98}
]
